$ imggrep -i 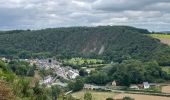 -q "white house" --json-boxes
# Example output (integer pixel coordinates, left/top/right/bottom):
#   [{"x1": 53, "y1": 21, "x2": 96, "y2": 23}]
[
  {"x1": 130, "y1": 84, "x2": 139, "y2": 90},
  {"x1": 143, "y1": 82, "x2": 150, "y2": 89}
]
